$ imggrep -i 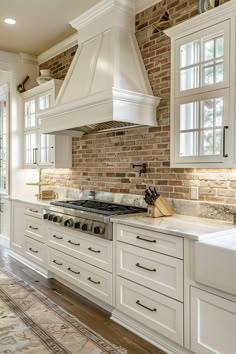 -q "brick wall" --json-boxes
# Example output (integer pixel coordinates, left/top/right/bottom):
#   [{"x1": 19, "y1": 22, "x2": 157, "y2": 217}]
[{"x1": 40, "y1": 0, "x2": 236, "y2": 205}]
